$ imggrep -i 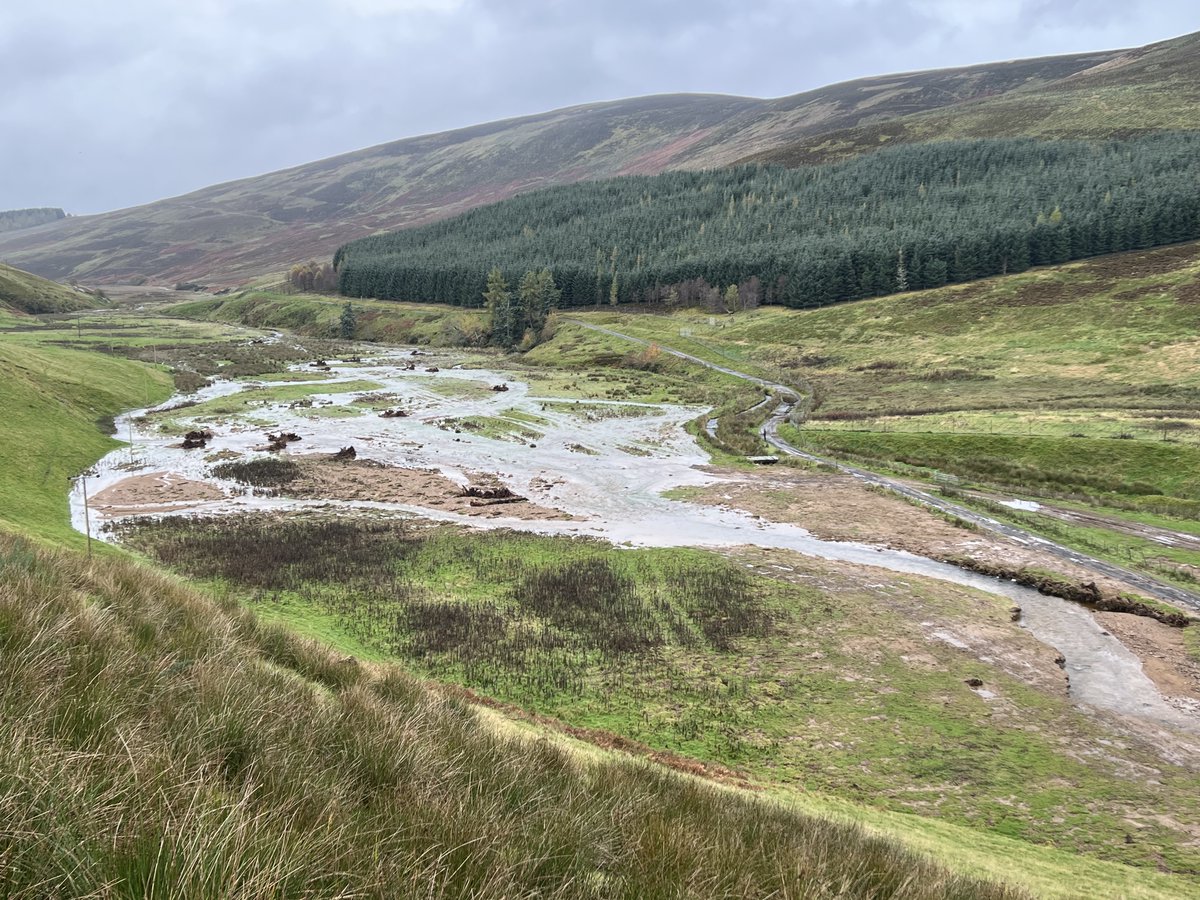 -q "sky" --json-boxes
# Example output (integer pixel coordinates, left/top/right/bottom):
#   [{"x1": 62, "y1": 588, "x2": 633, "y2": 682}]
[{"x1": 2, "y1": 1, "x2": 1194, "y2": 214}]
